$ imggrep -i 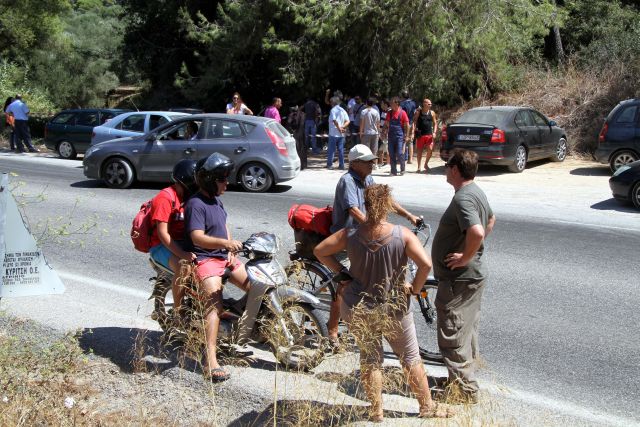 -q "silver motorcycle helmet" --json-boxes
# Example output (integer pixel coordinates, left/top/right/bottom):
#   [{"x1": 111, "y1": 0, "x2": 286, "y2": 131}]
[{"x1": 195, "y1": 153, "x2": 235, "y2": 196}]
